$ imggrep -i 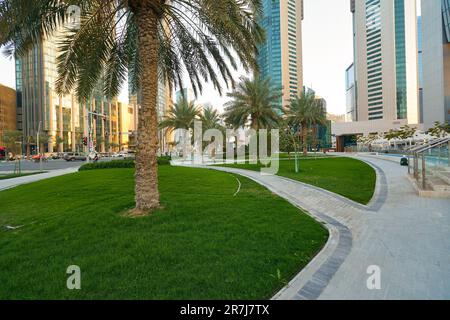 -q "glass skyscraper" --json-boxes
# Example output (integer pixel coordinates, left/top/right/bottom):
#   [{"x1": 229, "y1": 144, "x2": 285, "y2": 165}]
[
  {"x1": 350, "y1": 0, "x2": 419, "y2": 124},
  {"x1": 15, "y1": 28, "x2": 124, "y2": 154},
  {"x1": 257, "y1": 0, "x2": 304, "y2": 106},
  {"x1": 421, "y1": 0, "x2": 450, "y2": 128}
]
